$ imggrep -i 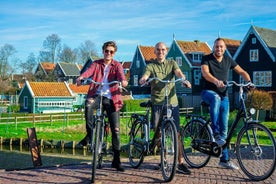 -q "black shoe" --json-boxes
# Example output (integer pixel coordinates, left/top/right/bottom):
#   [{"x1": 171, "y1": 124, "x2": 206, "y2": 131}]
[
  {"x1": 78, "y1": 135, "x2": 90, "y2": 146},
  {"x1": 177, "y1": 163, "x2": 191, "y2": 175},
  {"x1": 111, "y1": 162, "x2": 125, "y2": 172}
]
